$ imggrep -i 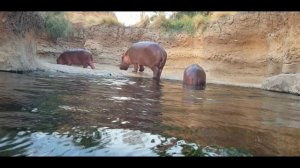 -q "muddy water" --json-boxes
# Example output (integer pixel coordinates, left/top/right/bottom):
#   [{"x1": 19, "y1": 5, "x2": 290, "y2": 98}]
[{"x1": 0, "y1": 71, "x2": 299, "y2": 156}]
